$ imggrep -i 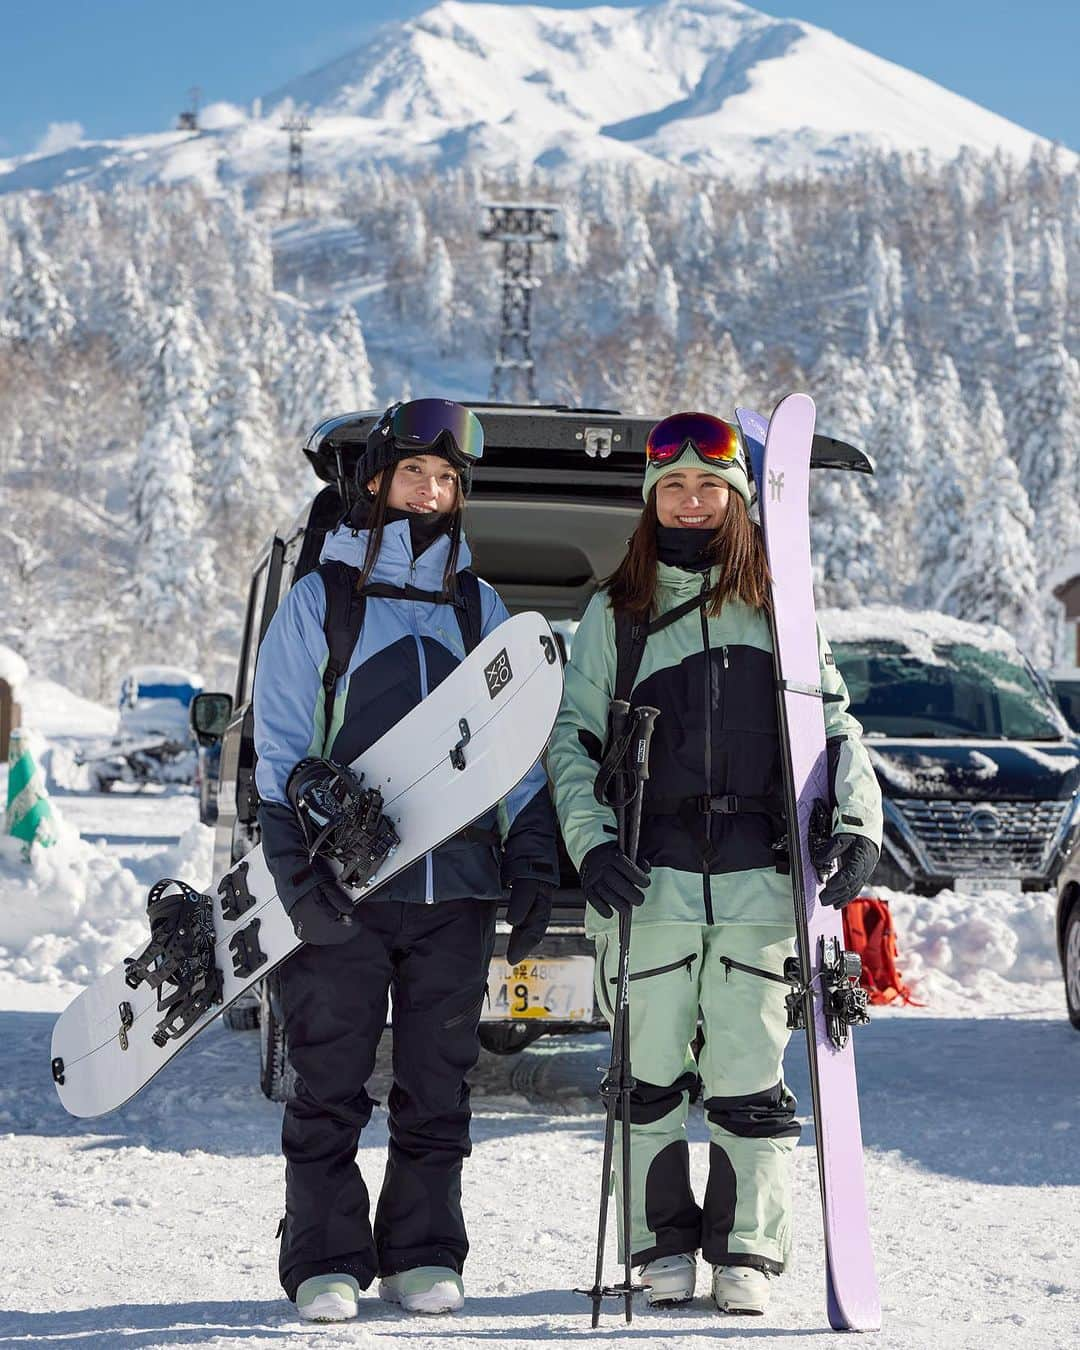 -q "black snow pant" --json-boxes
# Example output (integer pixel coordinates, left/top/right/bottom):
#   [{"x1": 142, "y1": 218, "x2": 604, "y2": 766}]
[{"x1": 276, "y1": 896, "x2": 497, "y2": 1300}]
